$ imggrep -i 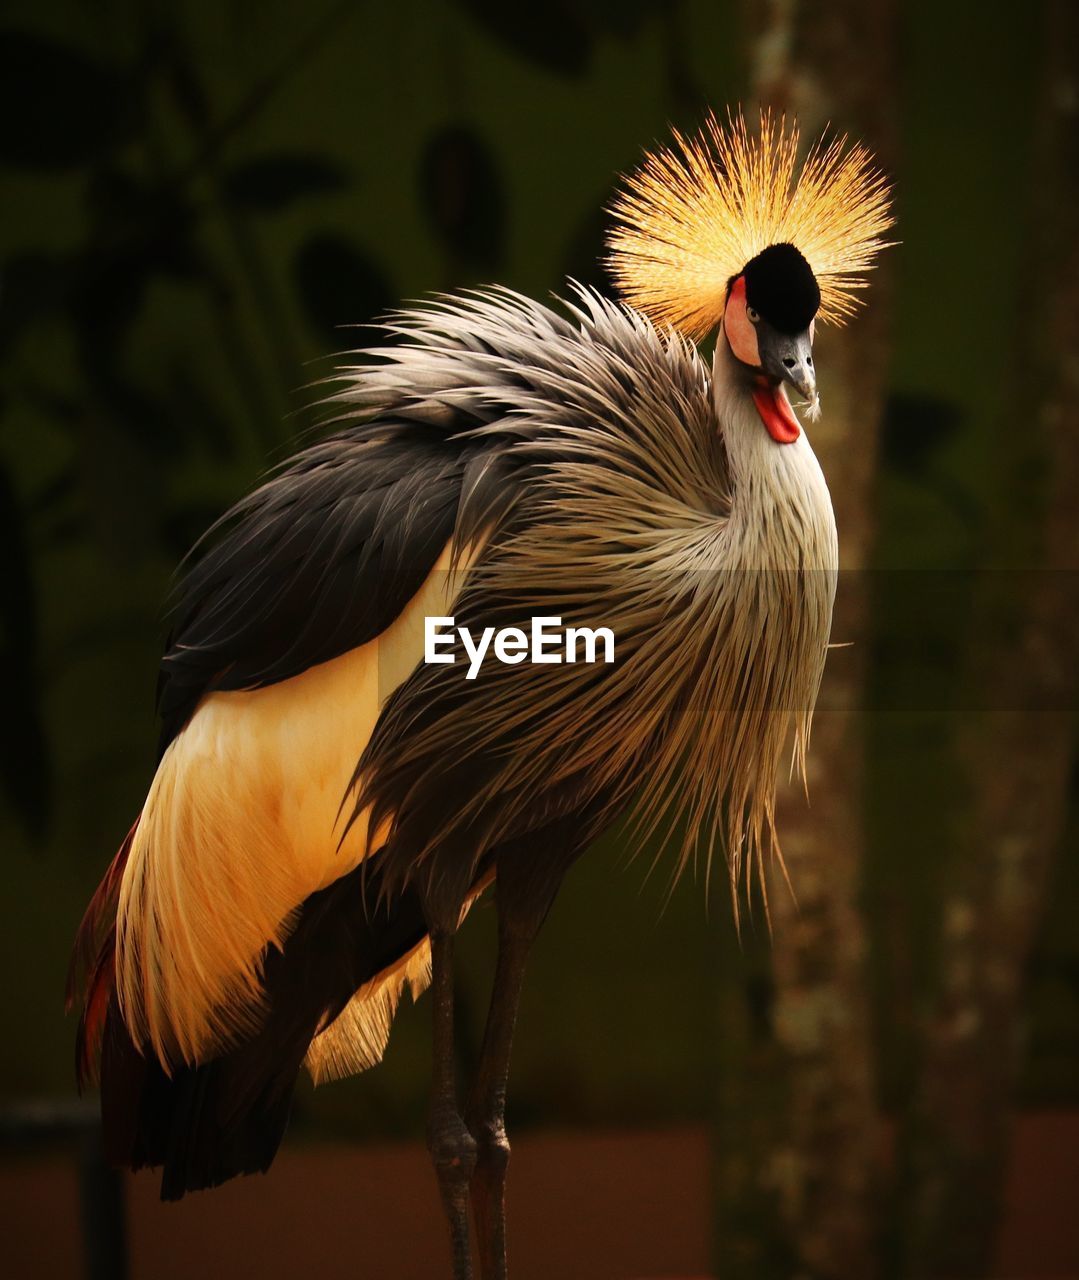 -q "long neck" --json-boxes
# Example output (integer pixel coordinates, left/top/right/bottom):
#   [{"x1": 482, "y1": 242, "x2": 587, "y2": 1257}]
[{"x1": 711, "y1": 334, "x2": 838, "y2": 573}]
